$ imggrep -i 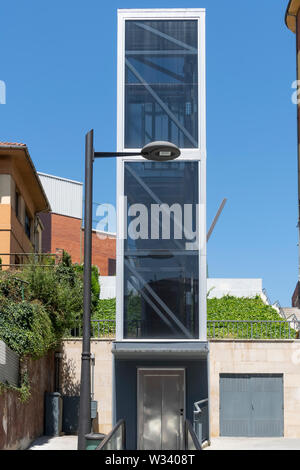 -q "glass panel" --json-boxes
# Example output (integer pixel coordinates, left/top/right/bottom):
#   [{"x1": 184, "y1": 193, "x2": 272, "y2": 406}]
[
  {"x1": 124, "y1": 161, "x2": 199, "y2": 339},
  {"x1": 125, "y1": 20, "x2": 198, "y2": 148},
  {"x1": 124, "y1": 161, "x2": 198, "y2": 252}
]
